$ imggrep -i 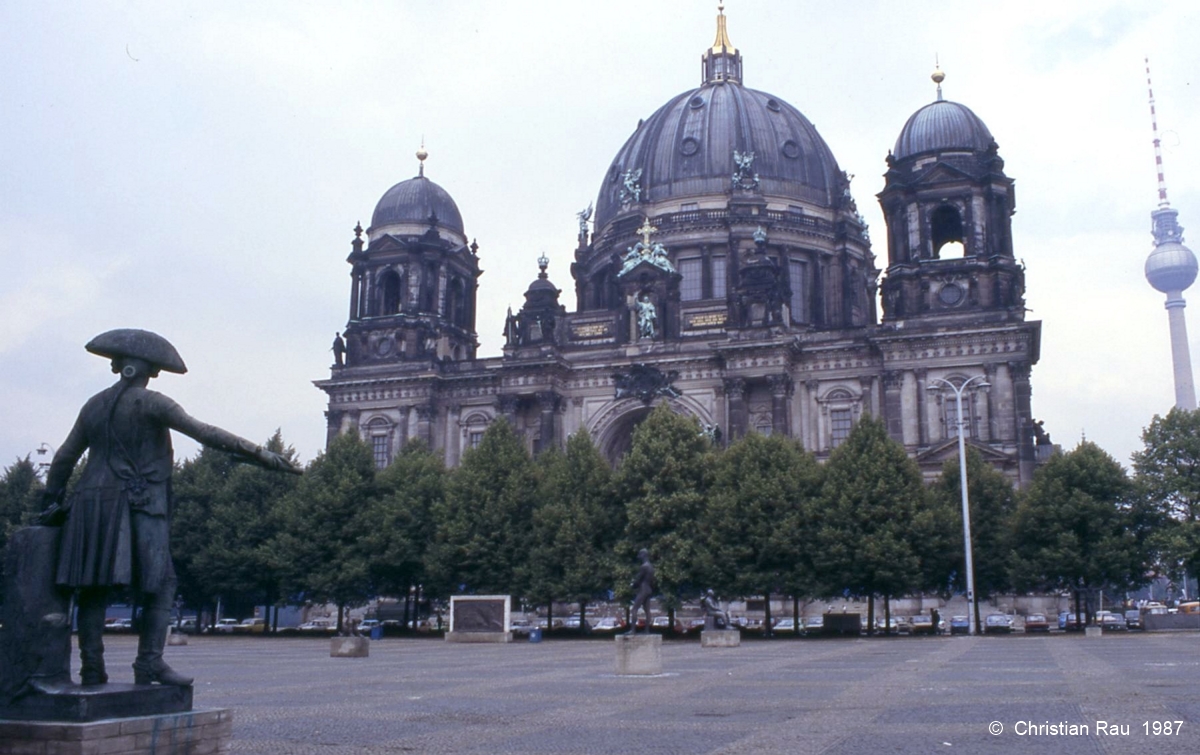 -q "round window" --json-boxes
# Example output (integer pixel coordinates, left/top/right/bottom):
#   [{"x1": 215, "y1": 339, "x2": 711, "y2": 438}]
[{"x1": 938, "y1": 283, "x2": 964, "y2": 306}]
